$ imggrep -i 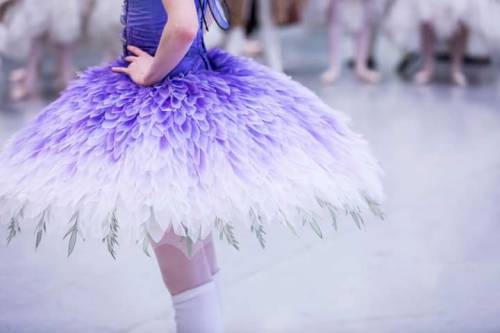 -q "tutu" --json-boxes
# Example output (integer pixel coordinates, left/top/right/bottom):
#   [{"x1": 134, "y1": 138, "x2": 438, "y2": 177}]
[
  {"x1": 384, "y1": 0, "x2": 472, "y2": 51},
  {"x1": 303, "y1": 0, "x2": 389, "y2": 32},
  {"x1": 416, "y1": 0, "x2": 471, "y2": 39},
  {"x1": 84, "y1": 0, "x2": 123, "y2": 55},
  {"x1": 468, "y1": 0, "x2": 500, "y2": 53},
  {"x1": 23, "y1": 0, "x2": 83, "y2": 44},
  {"x1": 1, "y1": 0, "x2": 383, "y2": 256},
  {"x1": 0, "y1": 0, "x2": 31, "y2": 60},
  {"x1": 338, "y1": 0, "x2": 389, "y2": 34}
]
